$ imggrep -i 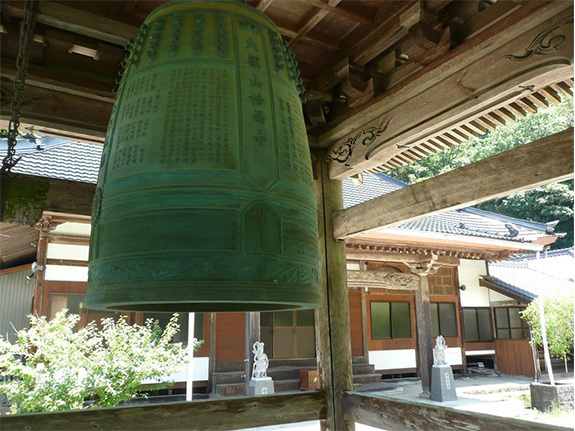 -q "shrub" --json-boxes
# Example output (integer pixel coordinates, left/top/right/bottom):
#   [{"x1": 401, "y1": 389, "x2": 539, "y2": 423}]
[{"x1": 0, "y1": 310, "x2": 197, "y2": 414}]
